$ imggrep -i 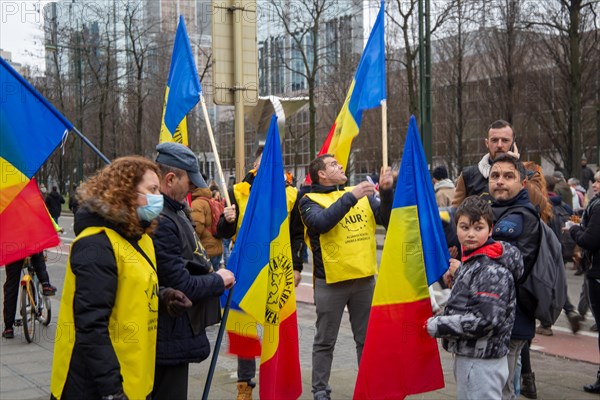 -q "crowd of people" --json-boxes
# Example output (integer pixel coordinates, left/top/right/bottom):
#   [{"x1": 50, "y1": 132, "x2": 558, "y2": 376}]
[{"x1": 2, "y1": 119, "x2": 599, "y2": 399}]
